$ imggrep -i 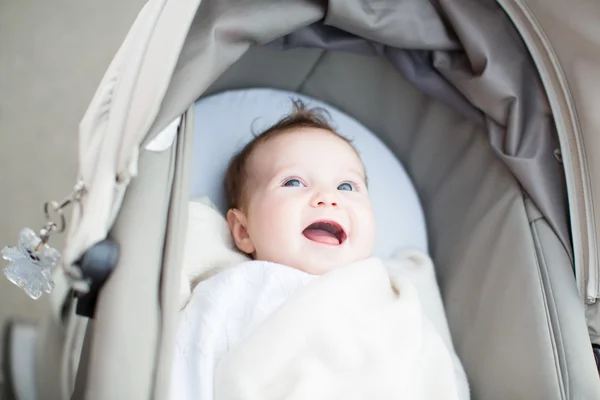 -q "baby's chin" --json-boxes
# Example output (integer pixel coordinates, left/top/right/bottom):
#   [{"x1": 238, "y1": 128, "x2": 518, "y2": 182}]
[
  {"x1": 252, "y1": 247, "x2": 373, "y2": 275},
  {"x1": 288, "y1": 254, "x2": 371, "y2": 275}
]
